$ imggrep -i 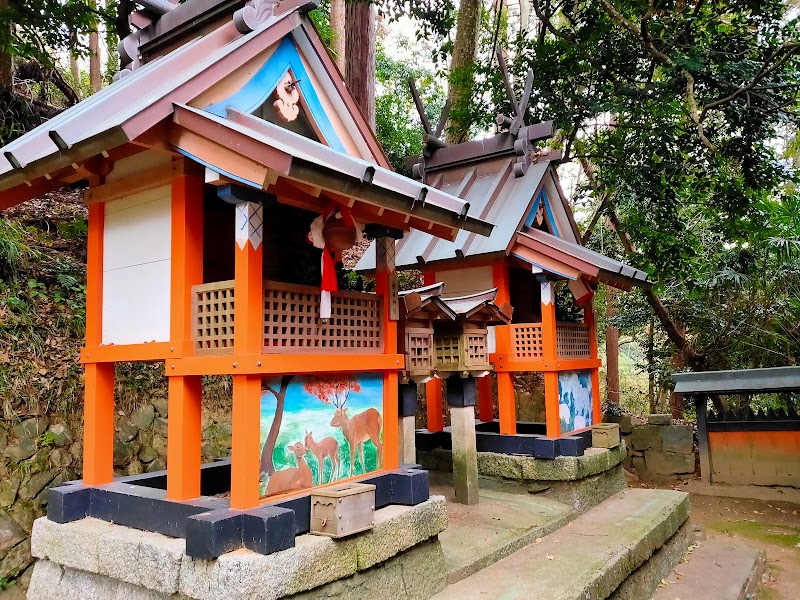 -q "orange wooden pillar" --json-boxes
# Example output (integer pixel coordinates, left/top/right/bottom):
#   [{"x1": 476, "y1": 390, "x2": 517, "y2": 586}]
[
  {"x1": 477, "y1": 375, "x2": 493, "y2": 422},
  {"x1": 584, "y1": 297, "x2": 602, "y2": 426},
  {"x1": 540, "y1": 277, "x2": 560, "y2": 438},
  {"x1": 376, "y1": 237, "x2": 399, "y2": 470},
  {"x1": 422, "y1": 270, "x2": 444, "y2": 432},
  {"x1": 83, "y1": 202, "x2": 115, "y2": 485},
  {"x1": 230, "y1": 201, "x2": 264, "y2": 510},
  {"x1": 425, "y1": 379, "x2": 444, "y2": 432},
  {"x1": 493, "y1": 263, "x2": 516, "y2": 435},
  {"x1": 167, "y1": 172, "x2": 204, "y2": 501}
]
